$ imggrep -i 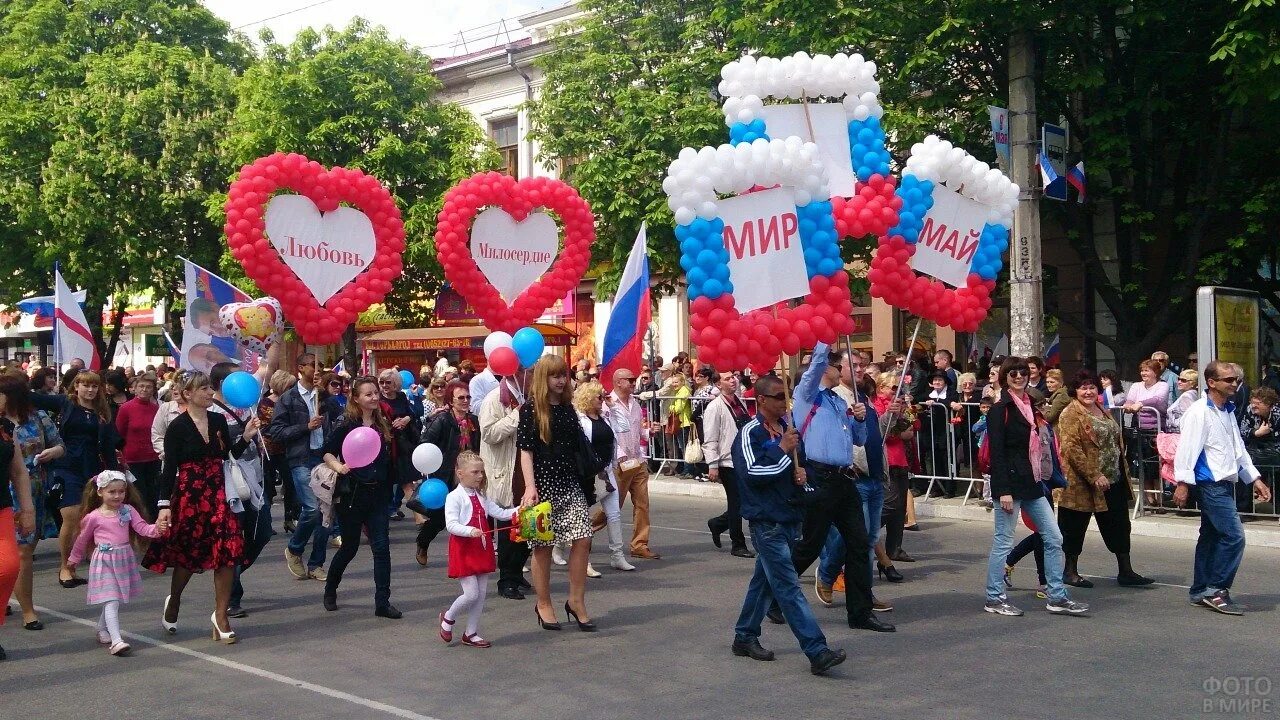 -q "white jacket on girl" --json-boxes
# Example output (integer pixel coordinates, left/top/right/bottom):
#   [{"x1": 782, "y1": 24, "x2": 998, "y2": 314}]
[{"x1": 444, "y1": 484, "x2": 517, "y2": 537}]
